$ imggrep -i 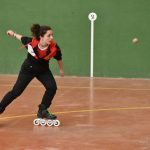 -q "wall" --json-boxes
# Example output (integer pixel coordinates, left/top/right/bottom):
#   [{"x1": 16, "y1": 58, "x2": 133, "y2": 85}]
[{"x1": 0, "y1": 0, "x2": 150, "y2": 78}]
